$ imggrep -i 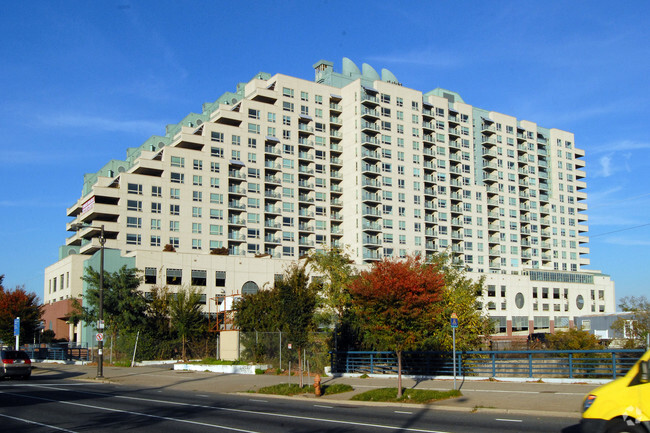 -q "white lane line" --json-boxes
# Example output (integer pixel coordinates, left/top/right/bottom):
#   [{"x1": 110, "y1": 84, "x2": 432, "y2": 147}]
[
  {"x1": 1, "y1": 391, "x2": 259, "y2": 433},
  {"x1": 395, "y1": 411, "x2": 413, "y2": 414},
  {"x1": 198, "y1": 394, "x2": 210, "y2": 398},
  {"x1": 314, "y1": 404, "x2": 333, "y2": 408},
  {"x1": 0, "y1": 413, "x2": 79, "y2": 432},
  {"x1": 495, "y1": 418, "x2": 523, "y2": 423},
  {"x1": 249, "y1": 399, "x2": 268, "y2": 403},
  {"x1": 22, "y1": 386, "x2": 451, "y2": 433}
]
